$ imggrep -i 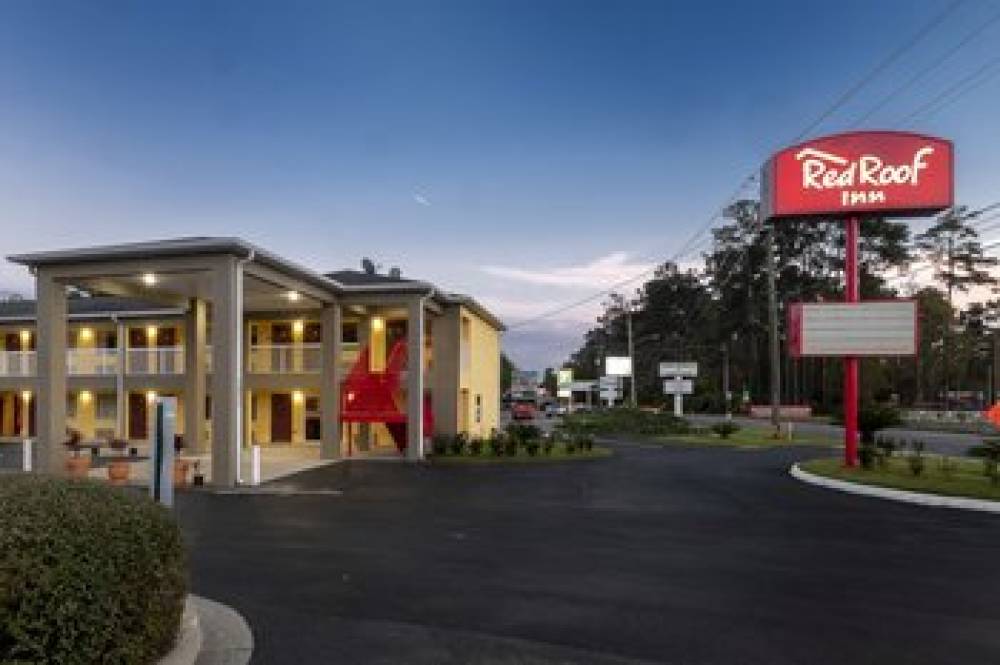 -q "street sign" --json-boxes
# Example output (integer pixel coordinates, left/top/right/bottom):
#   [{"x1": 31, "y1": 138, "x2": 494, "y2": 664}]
[
  {"x1": 605, "y1": 356, "x2": 632, "y2": 377},
  {"x1": 787, "y1": 300, "x2": 917, "y2": 357},
  {"x1": 659, "y1": 361, "x2": 698, "y2": 378},
  {"x1": 662, "y1": 379, "x2": 693, "y2": 395},
  {"x1": 557, "y1": 368, "x2": 573, "y2": 386},
  {"x1": 557, "y1": 388, "x2": 571, "y2": 398},
  {"x1": 761, "y1": 131, "x2": 953, "y2": 221}
]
